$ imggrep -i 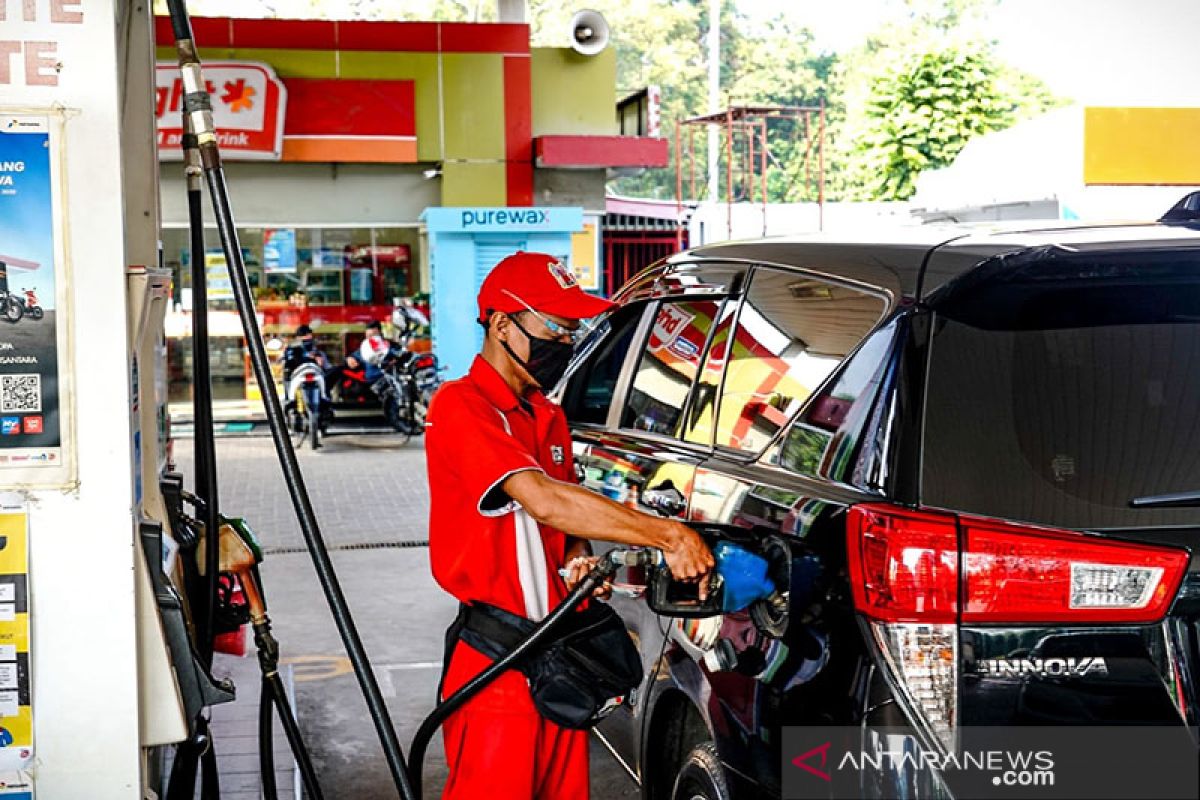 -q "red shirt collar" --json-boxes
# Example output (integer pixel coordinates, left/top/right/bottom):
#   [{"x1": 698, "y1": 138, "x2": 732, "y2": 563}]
[{"x1": 468, "y1": 356, "x2": 550, "y2": 415}]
